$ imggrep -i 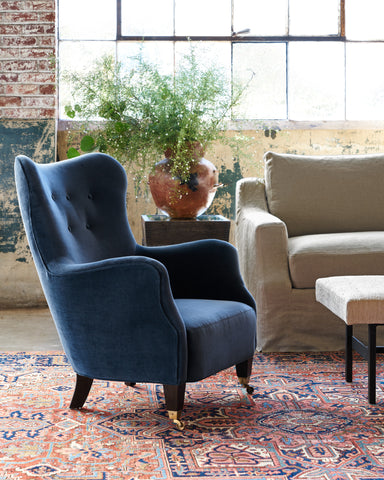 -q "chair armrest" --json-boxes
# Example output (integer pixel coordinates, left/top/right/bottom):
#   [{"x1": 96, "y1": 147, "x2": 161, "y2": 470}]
[
  {"x1": 45, "y1": 256, "x2": 187, "y2": 384},
  {"x1": 236, "y1": 178, "x2": 292, "y2": 294},
  {"x1": 136, "y1": 240, "x2": 256, "y2": 309}
]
